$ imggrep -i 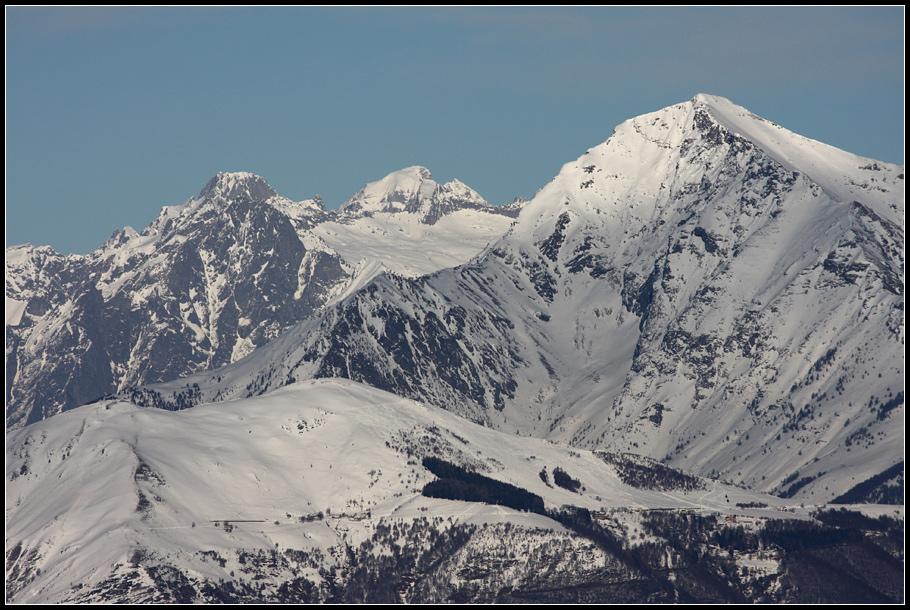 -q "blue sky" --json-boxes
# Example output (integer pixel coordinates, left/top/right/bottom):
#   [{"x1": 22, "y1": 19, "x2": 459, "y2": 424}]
[{"x1": 6, "y1": 6, "x2": 904, "y2": 255}]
